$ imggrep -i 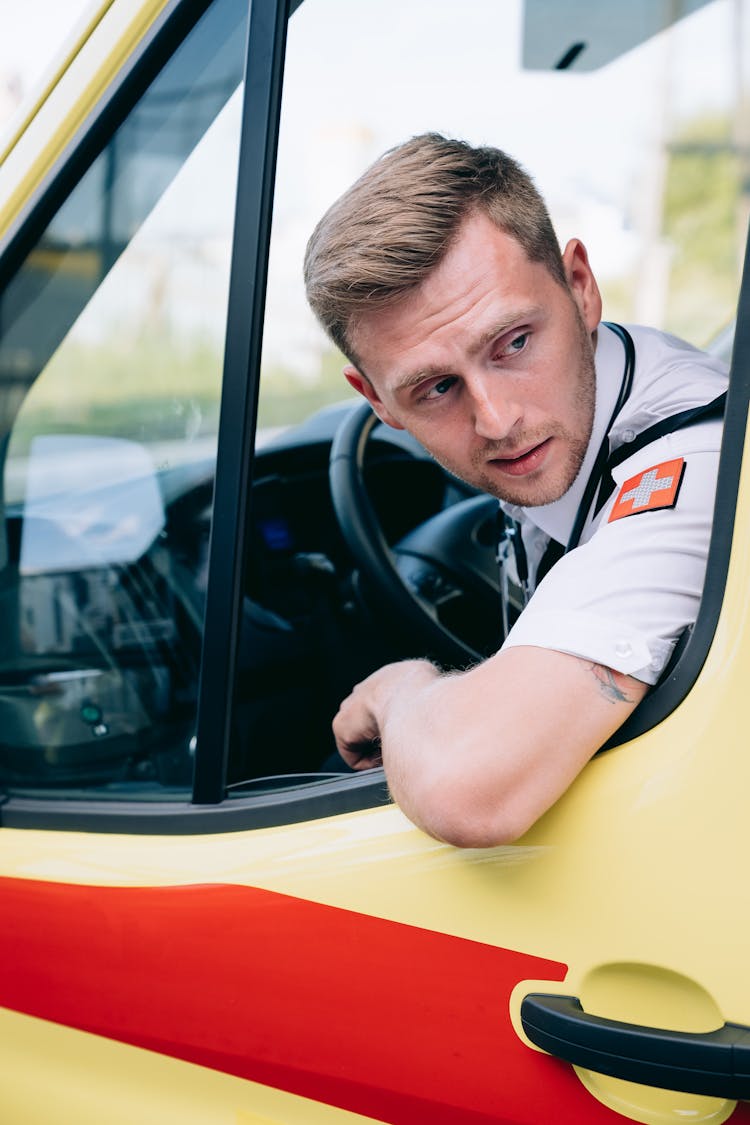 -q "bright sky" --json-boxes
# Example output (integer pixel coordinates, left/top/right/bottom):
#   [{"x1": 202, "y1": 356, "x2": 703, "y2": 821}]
[
  {"x1": 0, "y1": 0, "x2": 738, "y2": 160},
  {"x1": 0, "y1": 0, "x2": 94, "y2": 128},
  {"x1": 1, "y1": 0, "x2": 745, "y2": 359}
]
